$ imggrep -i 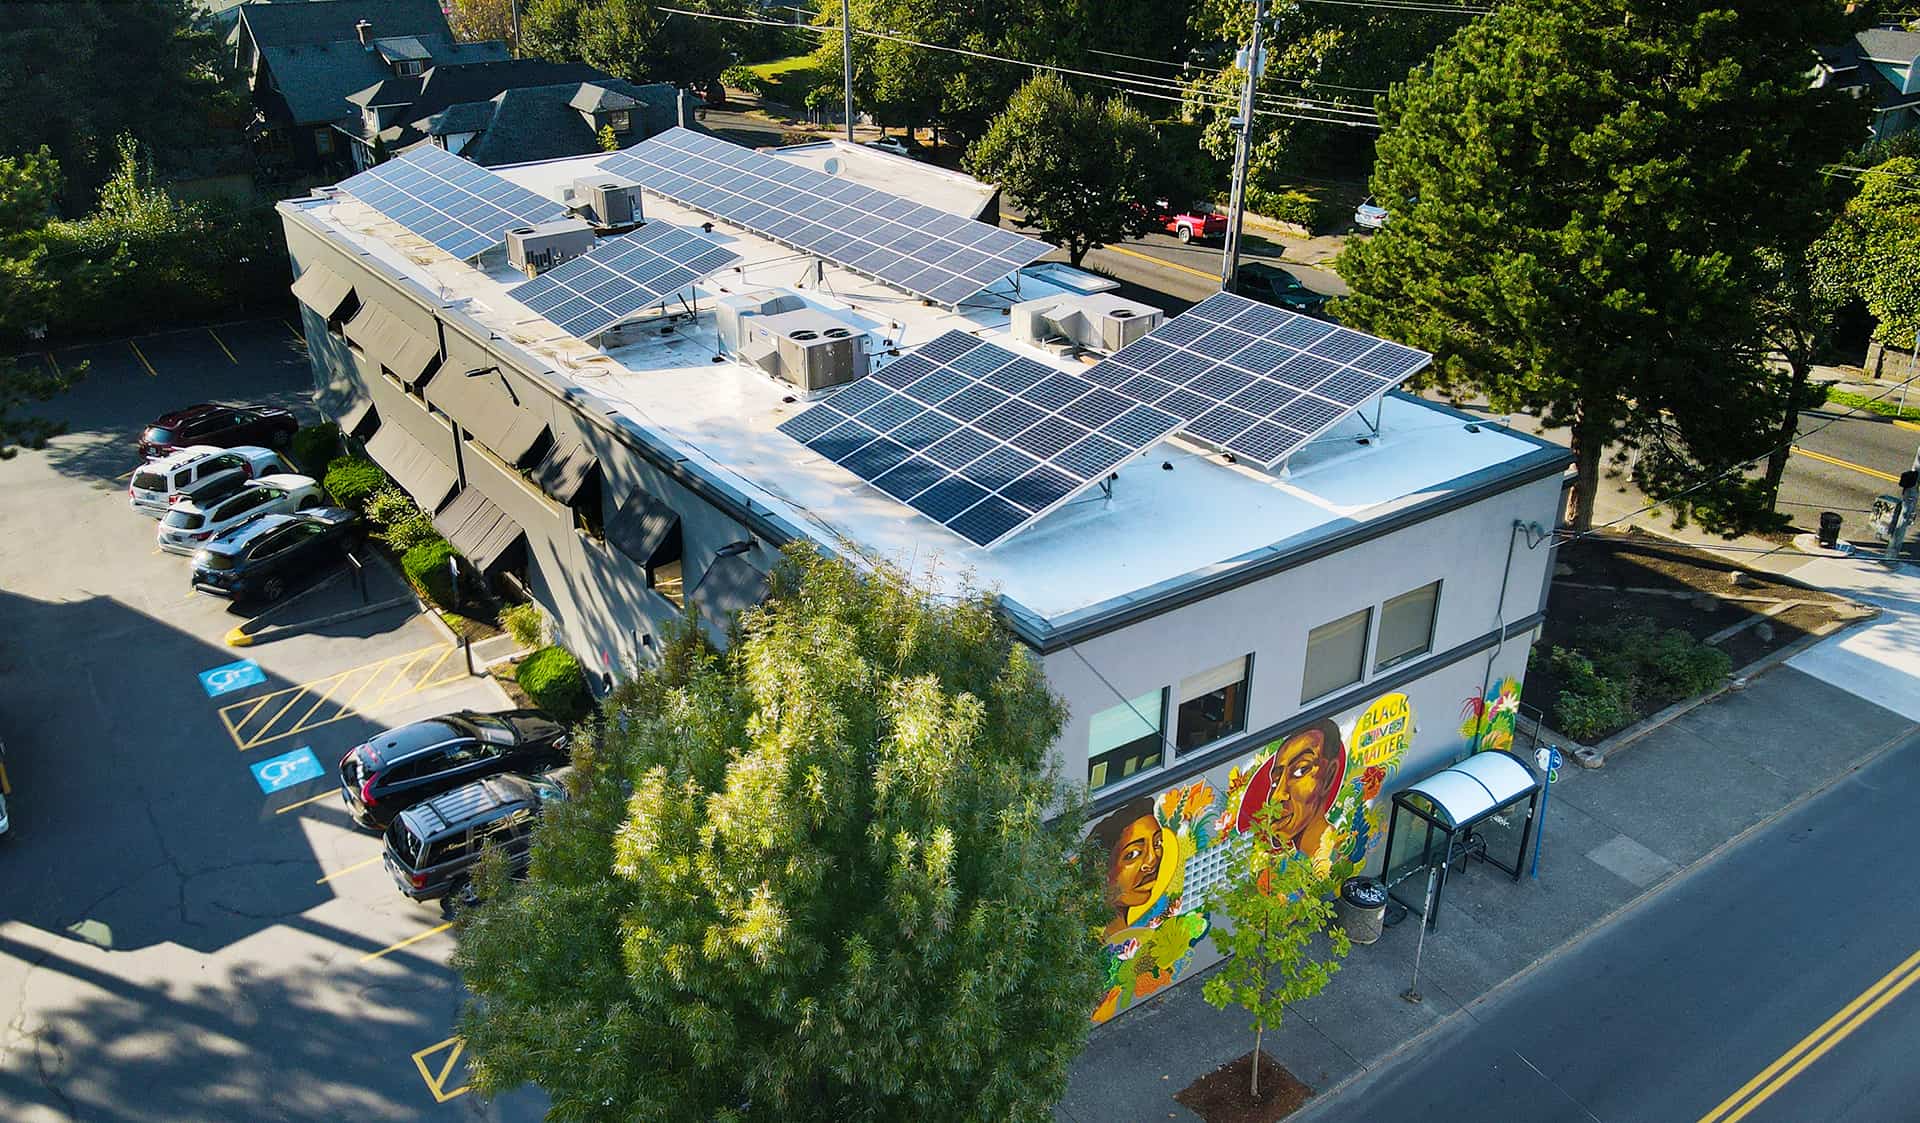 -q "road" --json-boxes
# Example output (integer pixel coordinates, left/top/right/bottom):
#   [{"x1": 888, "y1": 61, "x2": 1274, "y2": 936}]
[{"x1": 1297, "y1": 730, "x2": 1920, "y2": 1123}]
